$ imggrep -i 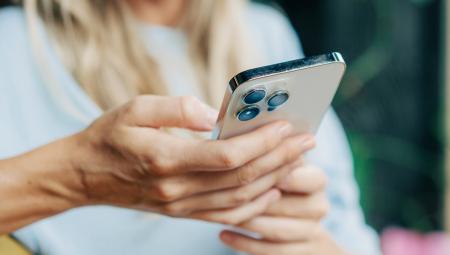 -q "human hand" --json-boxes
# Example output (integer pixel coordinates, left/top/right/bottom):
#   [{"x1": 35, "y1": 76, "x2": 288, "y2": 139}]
[
  {"x1": 220, "y1": 165, "x2": 349, "y2": 255},
  {"x1": 70, "y1": 95, "x2": 315, "y2": 224}
]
